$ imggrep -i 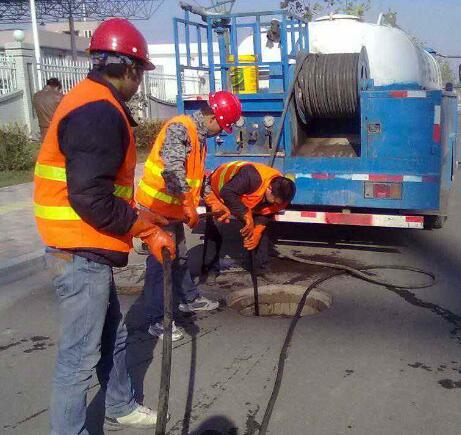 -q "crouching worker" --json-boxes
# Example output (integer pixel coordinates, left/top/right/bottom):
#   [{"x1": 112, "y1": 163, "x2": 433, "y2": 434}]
[
  {"x1": 33, "y1": 18, "x2": 176, "y2": 434},
  {"x1": 203, "y1": 161, "x2": 296, "y2": 273},
  {"x1": 135, "y1": 91, "x2": 242, "y2": 341}
]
